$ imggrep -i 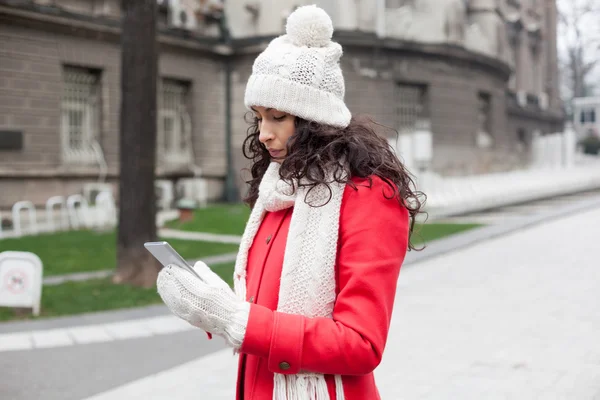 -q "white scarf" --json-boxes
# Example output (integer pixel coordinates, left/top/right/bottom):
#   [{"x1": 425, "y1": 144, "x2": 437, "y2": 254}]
[{"x1": 234, "y1": 162, "x2": 346, "y2": 400}]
